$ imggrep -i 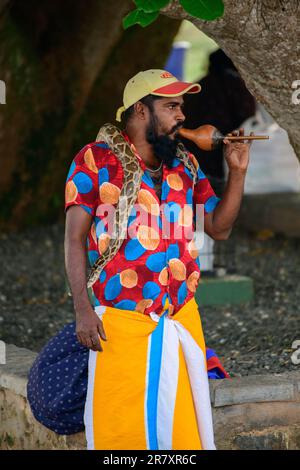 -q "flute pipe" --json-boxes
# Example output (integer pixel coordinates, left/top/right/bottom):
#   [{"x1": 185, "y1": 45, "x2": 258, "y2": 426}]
[{"x1": 224, "y1": 135, "x2": 269, "y2": 141}]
